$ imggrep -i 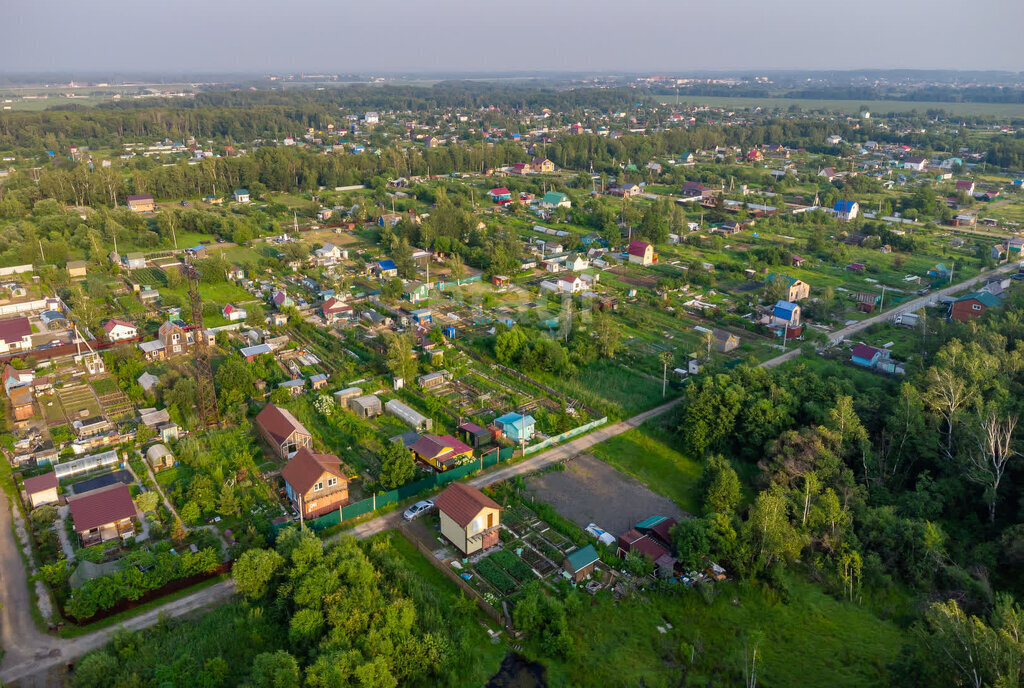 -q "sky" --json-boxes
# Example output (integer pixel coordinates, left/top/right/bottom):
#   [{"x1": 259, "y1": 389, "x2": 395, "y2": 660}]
[{"x1": 4, "y1": 0, "x2": 1023, "y2": 75}]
